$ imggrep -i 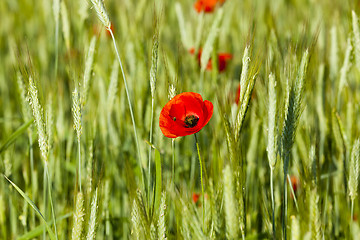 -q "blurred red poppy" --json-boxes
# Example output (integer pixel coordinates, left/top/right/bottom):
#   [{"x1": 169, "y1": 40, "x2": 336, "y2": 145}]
[
  {"x1": 194, "y1": 0, "x2": 225, "y2": 13},
  {"x1": 192, "y1": 192, "x2": 209, "y2": 206},
  {"x1": 235, "y1": 84, "x2": 241, "y2": 105},
  {"x1": 159, "y1": 92, "x2": 213, "y2": 138},
  {"x1": 106, "y1": 23, "x2": 114, "y2": 38},
  {"x1": 288, "y1": 175, "x2": 299, "y2": 198},
  {"x1": 192, "y1": 193, "x2": 201, "y2": 203},
  {"x1": 92, "y1": 23, "x2": 114, "y2": 38},
  {"x1": 189, "y1": 48, "x2": 232, "y2": 72}
]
